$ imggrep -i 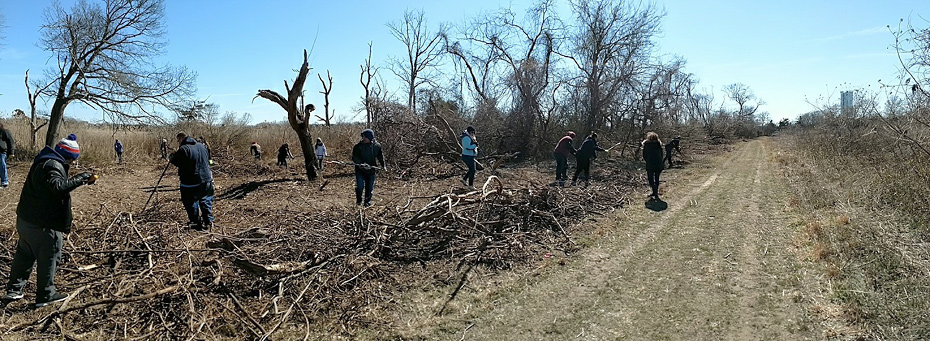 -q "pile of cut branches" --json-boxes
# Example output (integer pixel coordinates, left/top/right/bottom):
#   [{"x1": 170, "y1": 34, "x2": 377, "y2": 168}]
[{"x1": 1, "y1": 172, "x2": 635, "y2": 339}]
